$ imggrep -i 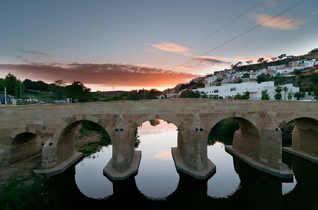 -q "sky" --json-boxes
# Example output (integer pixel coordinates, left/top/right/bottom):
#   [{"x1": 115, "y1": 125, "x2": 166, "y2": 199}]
[{"x1": 0, "y1": 0, "x2": 317, "y2": 91}]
